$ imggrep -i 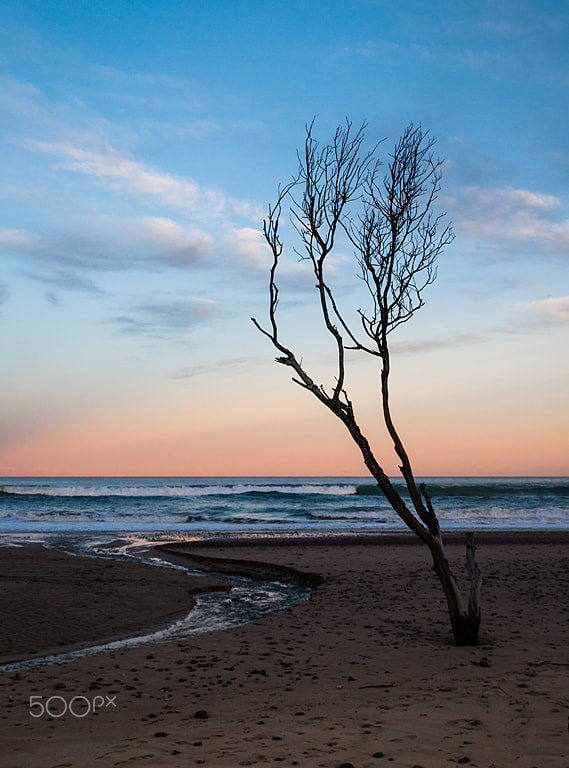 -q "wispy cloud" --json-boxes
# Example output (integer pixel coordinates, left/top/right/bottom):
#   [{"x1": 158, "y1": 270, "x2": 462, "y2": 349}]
[
  {"x1": 113, "y1": 297, "x2": 220, "y2": 339},
  {"x1": 343, "y1": 40, "x2": 384, "y2": 57},
  {"x1": 23, "y1": 130, "x2": 261, "y2": 224},
  {"x1": 0, "y1": 227, "x2": 112, "y2": 292},
  {"x1": 90, "y1": 64, "x2": 194, "y2": 88},
  {"x1": 0, "y1": 282, "x2": 7, "y2": 307},
  {"x1": 520, "y1": 295, "x2": 569, "y2": 326},
  {"x1": 25, "y1": 139, "x2": 228, "y2": 220},
  {"x1": 342, "y1": 35, "x2": 517, "y2": 74},
  {"x1": 27, "y1": 267, "x2": 104, "y2": 294},
  {"x1": 0, "y1": 75, "x2": 266, "y2": 301},
  {"x1": 0, "y1": 217, "x2": 213, "y2": 291},
  {"x1": 477, "y1": 20, "x2": 532, "y2": 38},
  {"x1": 171, "y1": 356, "x2": 258, "y2": 379},
  {"x1": 229, "y1": 227, "x2": 272, "y2": 268},
  {"x1": 448, "y1": 185, "x2": 569, "y2": 255},
  {"x1": 136, "y1": 217, "x2": 212, "y2": 266},
  {"x1": 0, "y1": 228, "x2": 43, "y2": 251},
  {"x1": 391, "y1": 333, "x2": 487, "y2": 356}
]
